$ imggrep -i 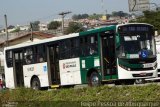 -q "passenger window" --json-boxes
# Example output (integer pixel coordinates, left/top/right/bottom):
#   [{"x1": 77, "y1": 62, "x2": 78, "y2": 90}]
[
  {"x1": 60, "y1": 40, "x2": 71, "y2": 59},
  {"x1": 6, "y1": 50, "x2": 13, "y2": 67},
  {"x1": 89, "y1": 36, "x2": 98, "y2": 55},
  {"x1": 36, "y1": 45, "x2": 46, "y2": 63},
  {"x1": 24, "y1": 47, "x2": 33, "y2": 64}
]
